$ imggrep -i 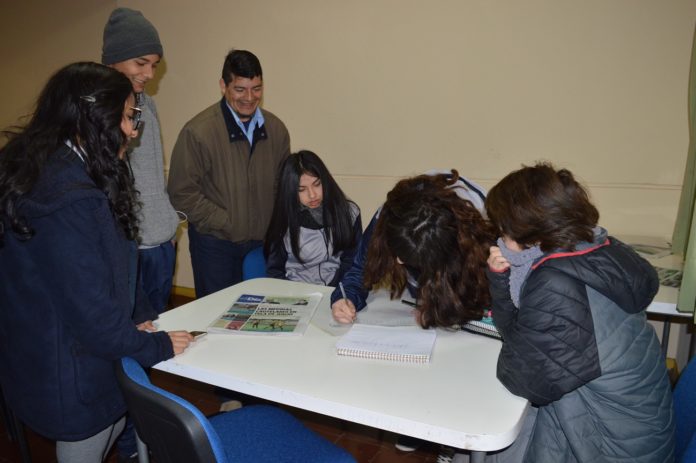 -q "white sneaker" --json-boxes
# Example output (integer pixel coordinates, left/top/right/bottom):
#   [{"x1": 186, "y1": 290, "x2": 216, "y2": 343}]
[
  {"x1": 394, "y1": 434, "x2": 421, "y2": 451},
  {"x1": 219, "y1": 400, "x2": 243, "y2": 412}
]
